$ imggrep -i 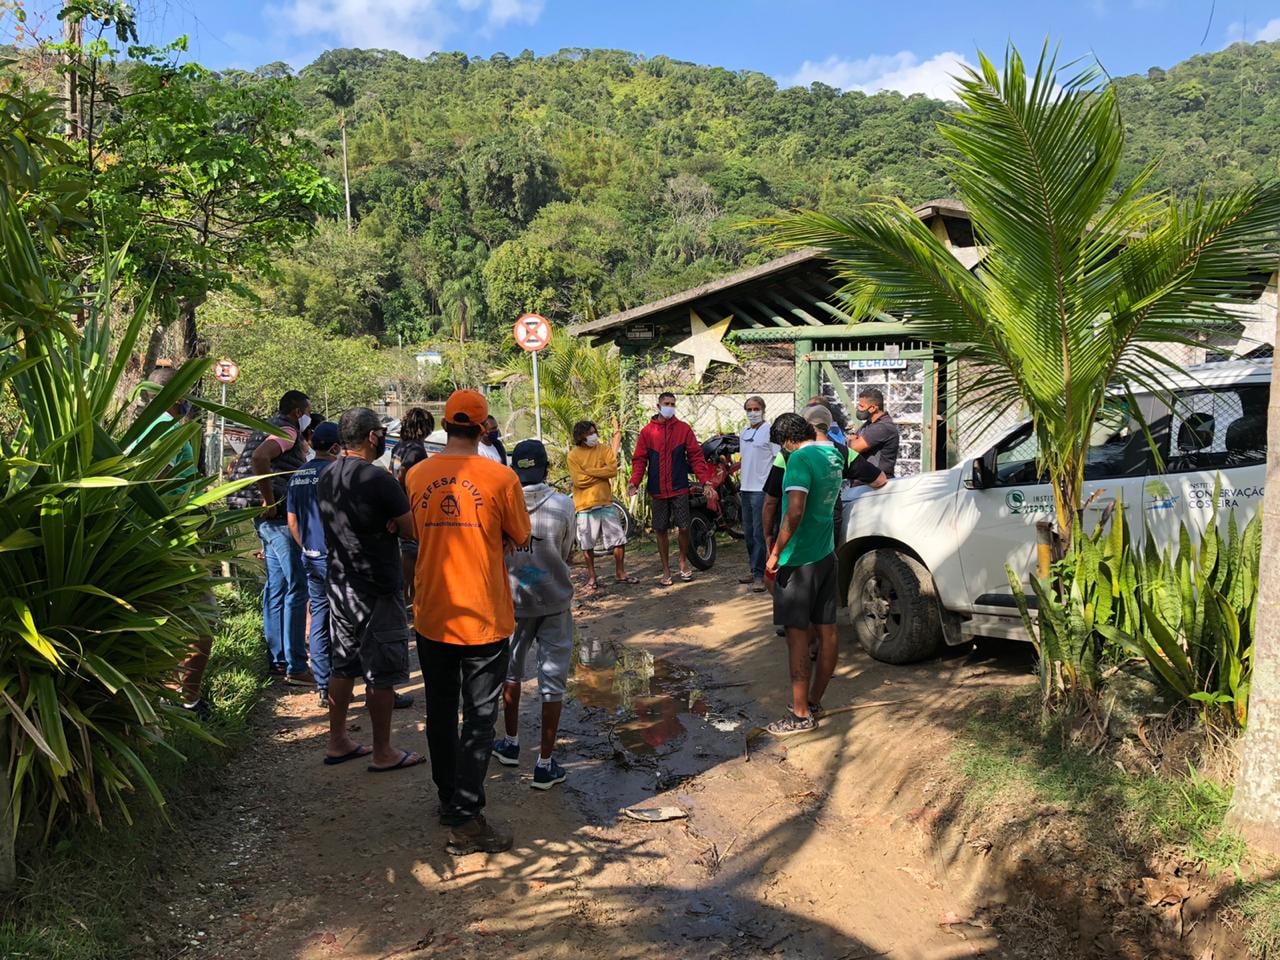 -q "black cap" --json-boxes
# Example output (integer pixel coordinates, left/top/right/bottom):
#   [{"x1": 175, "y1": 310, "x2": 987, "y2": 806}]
[{"x1": 510, "y1": 439, "x2": 548, "y2": 485}]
